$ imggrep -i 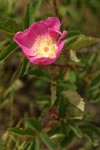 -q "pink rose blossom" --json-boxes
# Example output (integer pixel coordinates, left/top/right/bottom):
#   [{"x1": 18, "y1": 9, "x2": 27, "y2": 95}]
[{"x1": 14, "y1": 17, "x2": 67, "y2": 66}]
